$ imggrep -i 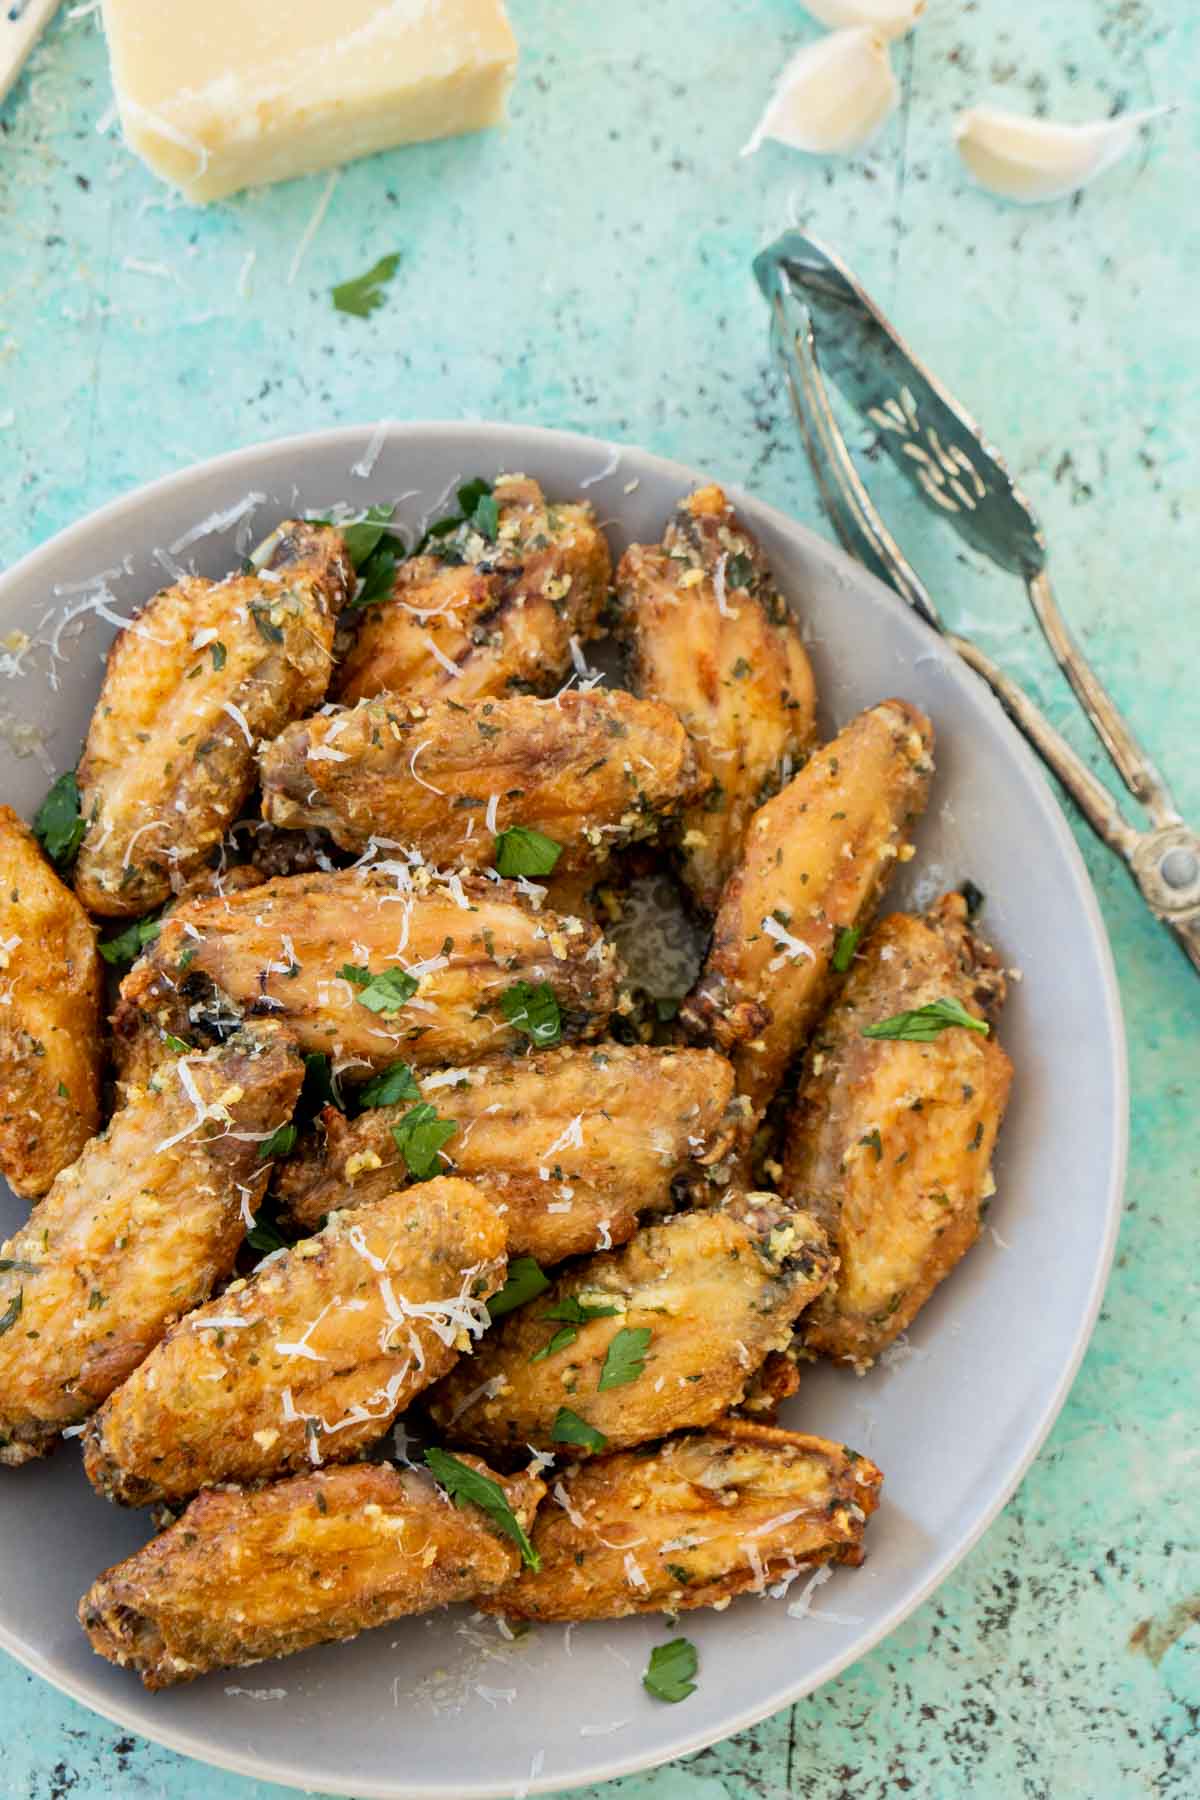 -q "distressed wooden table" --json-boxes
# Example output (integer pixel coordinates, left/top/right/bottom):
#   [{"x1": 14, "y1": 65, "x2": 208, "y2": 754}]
[{"x1": 1, "y1": 2, "x2": 1197, "y2": 1796}]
